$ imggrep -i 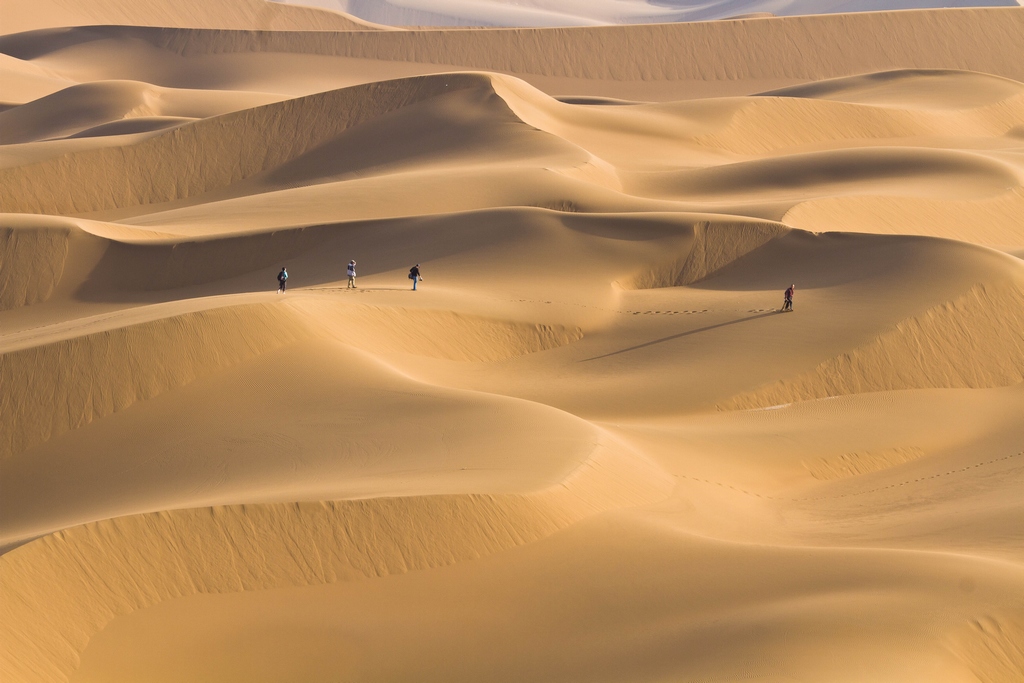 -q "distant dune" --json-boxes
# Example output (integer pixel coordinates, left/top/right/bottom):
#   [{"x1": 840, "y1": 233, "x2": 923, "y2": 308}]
[
  {"x1": 277, "y1": 0, "x2": 1021, "y2": 27},
  {"x1": 0, "y1": 0, "x2": 385, "y2": 35},
  {"x1": 2, "y1": 3, "x2": 1023, "y2": 682}
]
